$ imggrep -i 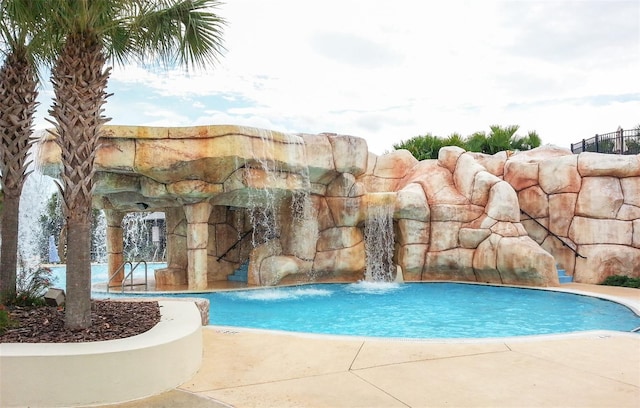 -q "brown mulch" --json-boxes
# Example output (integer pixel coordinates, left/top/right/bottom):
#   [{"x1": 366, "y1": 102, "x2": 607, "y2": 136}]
[{"x1": 0, "y1": 300, "x2": 161, "y2": 343}]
